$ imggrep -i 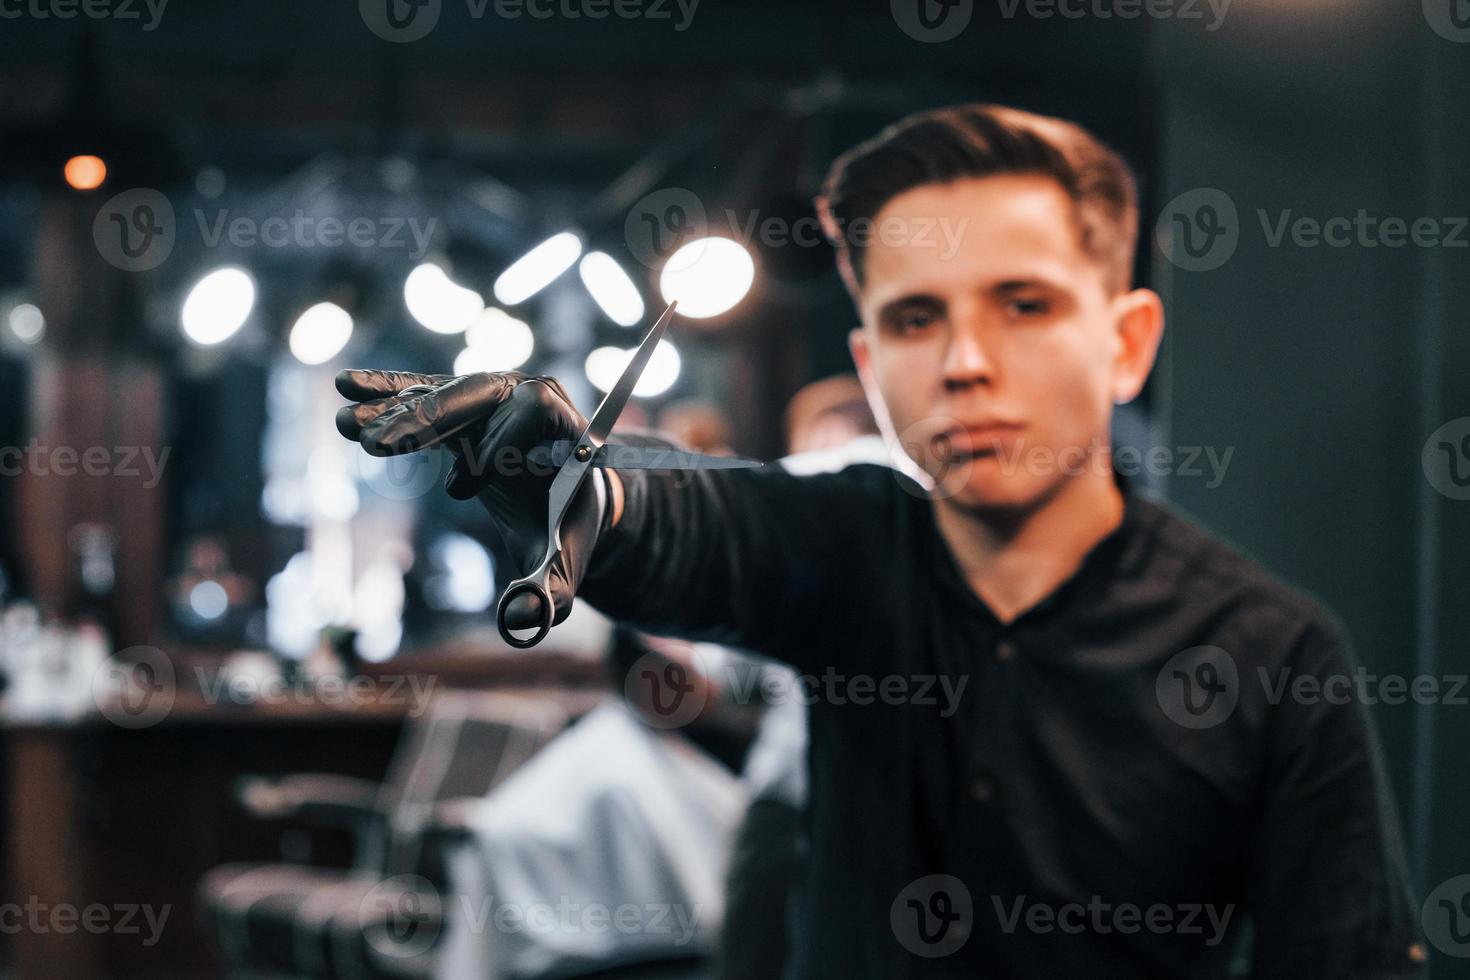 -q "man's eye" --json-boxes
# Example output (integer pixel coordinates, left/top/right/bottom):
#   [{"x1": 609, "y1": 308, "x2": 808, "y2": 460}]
[
  {"x1": 894, "y1": 309, "x2": 938, "y2": 333},
  {"x1": 1008, "y1": 297, "x2": 1050, "y2": 318}
]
